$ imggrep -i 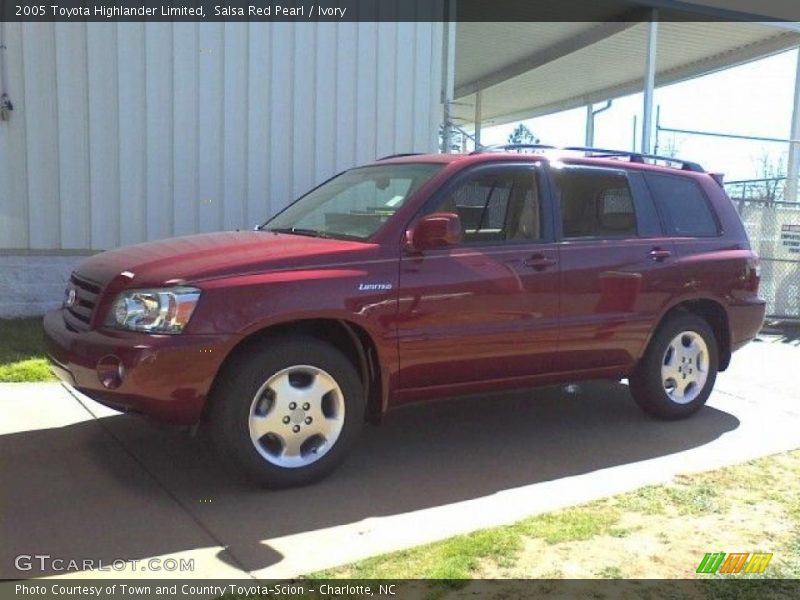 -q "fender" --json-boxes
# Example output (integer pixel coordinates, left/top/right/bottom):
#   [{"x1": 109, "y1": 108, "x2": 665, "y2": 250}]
[{"x1": 193, "y1": 275, "x2": 400, "y2": 420}]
